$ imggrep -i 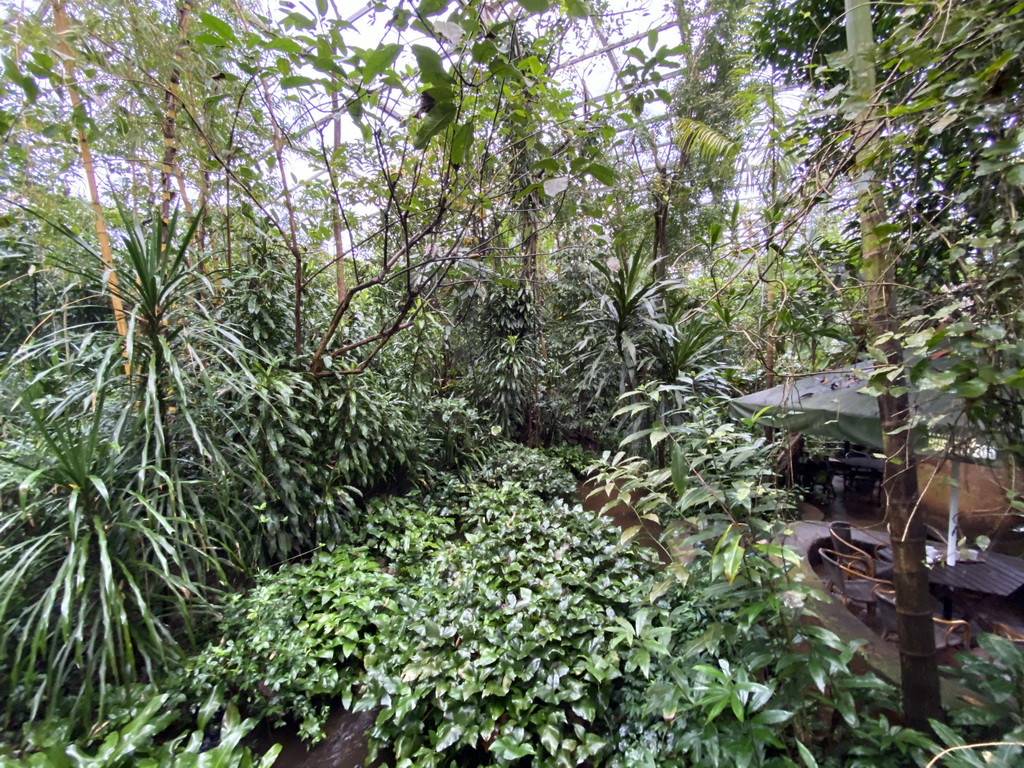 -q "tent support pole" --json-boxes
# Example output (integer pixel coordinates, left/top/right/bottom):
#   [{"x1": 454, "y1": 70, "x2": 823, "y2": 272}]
[{"x1": 947, "y1": 459, "x2": 960, "y2": 566}]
